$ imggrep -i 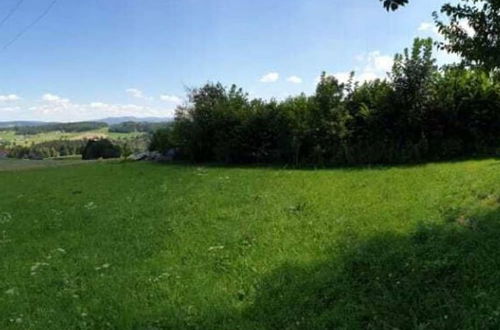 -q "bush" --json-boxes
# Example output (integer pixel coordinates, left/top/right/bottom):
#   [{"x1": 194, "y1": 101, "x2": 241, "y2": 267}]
[
  {"x1": 149, "y1": 127, "x2": 174, "y2": 153},
  {"x1": 82, "y1": 139, "x2": 121, "y2": 160}
]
